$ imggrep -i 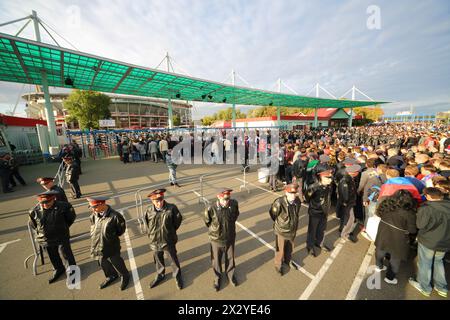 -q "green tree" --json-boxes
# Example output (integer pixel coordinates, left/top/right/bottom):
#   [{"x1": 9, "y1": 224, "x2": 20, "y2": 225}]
[
  {"x1": 353, "y1": 106, "x2": 384, "y2": 122},
  {"x1": 201, "y1": 115, "x2": 216, "y2": 126},
  {"x1": 200, "y1": 107, "x2": 246, "y2": 125},
  {"x1": 172, "y1": 114, "x2": 181, "y2": 126},
  {"x1": 64, "y1": 90, "x2": 111, "y2": 129},
  {"x1": 247, "y1": 106, "x2": 311, "y2": 118}
]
